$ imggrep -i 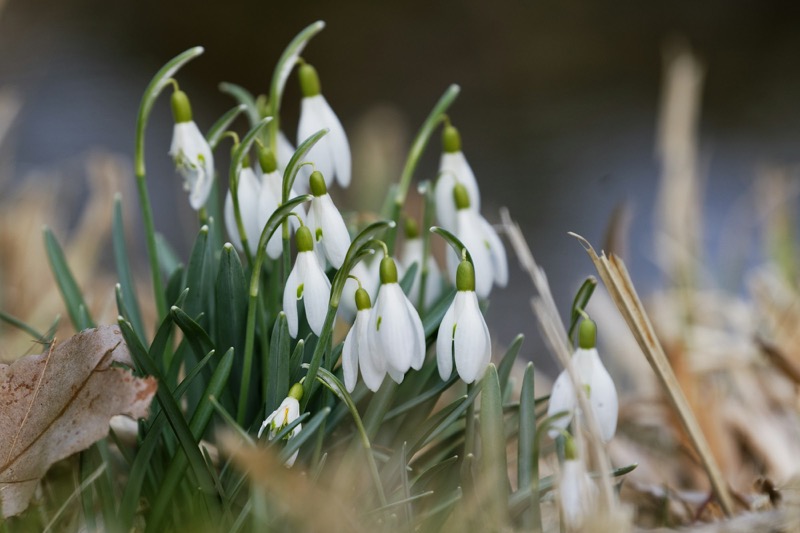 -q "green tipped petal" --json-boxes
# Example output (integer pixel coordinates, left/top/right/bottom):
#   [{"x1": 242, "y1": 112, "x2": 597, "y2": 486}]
[
  {"x1": 578, "y1": 318, "x2": 596, "y2": 349},
  {"x1": 296, "y1": 225, "x2": 314, "y2": 252},
  {"x1": 456, "y1": 259, "x2": 475, "y2": 292},
  {"x1": 355, "y1": 287, "x2": 371, "y2": 310},
  {"x1": 379, "y1": 256, "x2": 398, "y2": 284},
  {"x1": 299, "y1": 63, "x2": 321, "y2": 97},
  {"x1": 171, "y1": 89, "x2": 193, "y2": 123},
  {"x1": 453, "y1": 183, "x2": 471, "y2": 210},
  {"x1": 309, "y1": 170, "x2": 327, "y2": 196},
  {"x1": 442, "y1": 123, "x2": 461, "y2": 153}
]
